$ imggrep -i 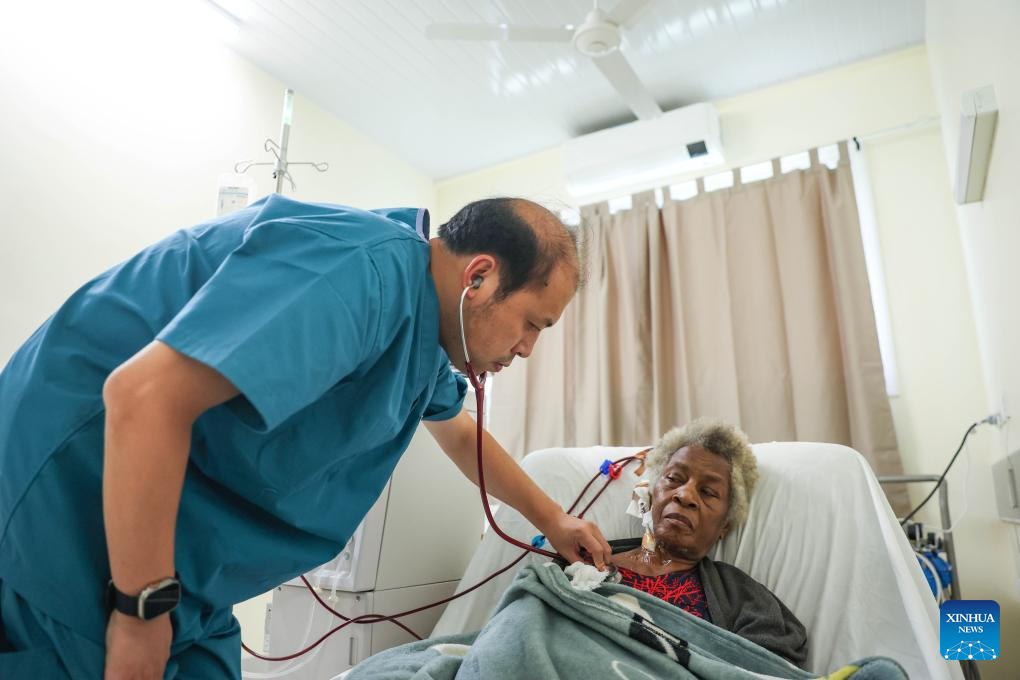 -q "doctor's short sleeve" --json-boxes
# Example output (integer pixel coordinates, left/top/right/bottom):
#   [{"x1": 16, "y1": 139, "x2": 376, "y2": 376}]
[
  {"x1": 157, "y1": 220, "x2": 381, "y2": 432},
  {"x1": 423, "y1": 359, "x2": 468, "y2": 422}
]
